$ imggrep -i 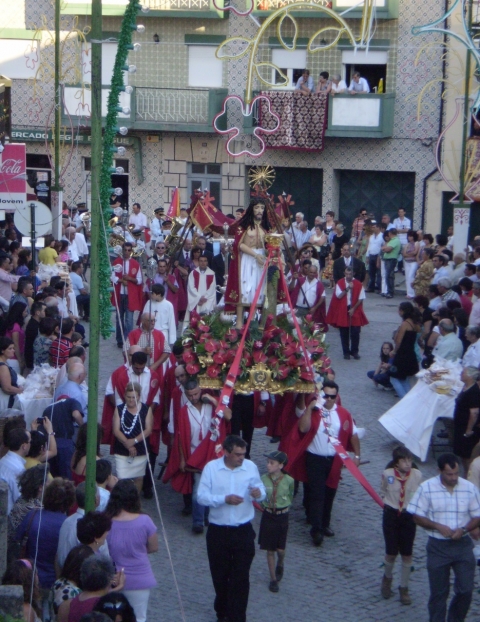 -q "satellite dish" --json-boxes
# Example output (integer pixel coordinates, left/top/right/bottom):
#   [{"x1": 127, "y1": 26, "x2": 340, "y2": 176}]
[{"x1": 14, "y1": 201, "x2": 53, "y2": 237}]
